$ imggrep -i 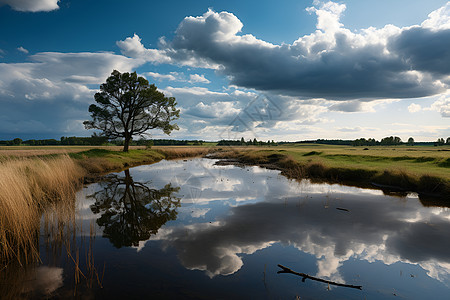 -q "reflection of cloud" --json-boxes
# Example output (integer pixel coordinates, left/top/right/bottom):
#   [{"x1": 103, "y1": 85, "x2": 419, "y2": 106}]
[
  {"x1": 156, "y1": 221, "x2": 274, "y2": 277},
  {"x1": 153, "y1": 191, "x2": 450, "y2": 283},
  {"x1": 190, "y1": 208, "x2": 210, "y2": 218},
  {"x1": 98, "y1": 158, "x2": 450, "y2": 283},
  {"x1": 22, "y1": 266, "x2": 63, "y2": 295}
]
